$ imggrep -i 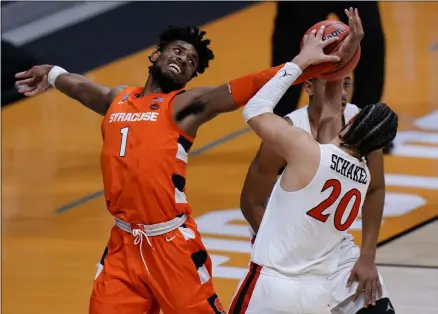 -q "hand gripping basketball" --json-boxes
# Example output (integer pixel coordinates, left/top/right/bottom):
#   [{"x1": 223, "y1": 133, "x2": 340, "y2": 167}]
[
  {"x1": 337, "y1": 7, "x2": 364, "y2": 65},
  {"x1": 293, "y1": 25, "x2": 341, "y2": 71},
  {"x1": 301, "y1": 7, "x2": 364, "y2": 81},
  {"x1": 301, "y1": 26, "x2": 342, "y2": 66},
  {"x1": 320, "y1": 7, "x2": 364, "y2": 81}
]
